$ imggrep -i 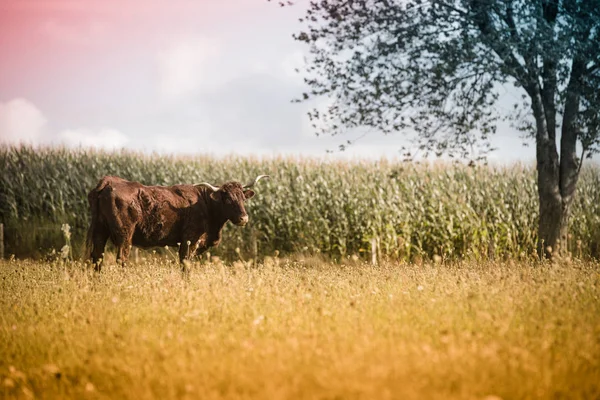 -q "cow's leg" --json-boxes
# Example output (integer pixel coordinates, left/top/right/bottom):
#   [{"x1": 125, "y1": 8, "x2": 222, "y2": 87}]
[
  {"x1": 115, "y1": 228, "x2": 134, "y2": 267},
  {"x1": 91, "y1": 228, "x2": 110, "y2": 272},
  {"x1": 194, "y1": 232, "x2": 221, "y2": 260},
  {"x1": 179, "y1": 238, "x2": 201, "y2": 274},
  {"x1": 116, "y1": 244, "x2": 130, "y2": 266},
  {"x1": 179, "y1": 241, "x2": 198, "y2": 262},
  {"x1": 178, "y1": 242, "x2": 189, "y2": 275},
  {"x1": 178, "y1": 242, "x2": 189, "y2": 264},
  {"x1": 100, "y1": 191, "x2": 133, "y2": 267},
  {"x1": 206, "y1": 233, "x2": 221, "y2": 249}
]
